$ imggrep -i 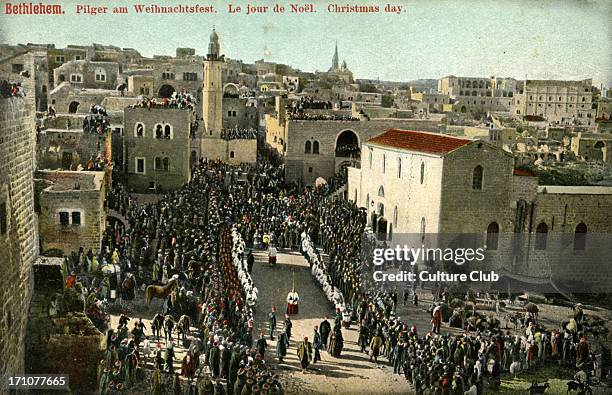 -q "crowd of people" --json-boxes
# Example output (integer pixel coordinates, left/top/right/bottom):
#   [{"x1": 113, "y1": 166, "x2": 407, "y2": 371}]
[
  {"x1": 220, "y1": 128, "x2": 258, "y2": 140},
  {"x1": 59, "y1": 161, "x2": 289, "y2": 393},
  {"x1": 129, "y1": 91, "x2": 196, "y2": 111},
  {"x1": 288, "y1": 97, "x2": 333, "y2": 112},
  {"x1": 287, "y1": 112, "x2": 360, "y2": 122},
  {"x1": 0, "y1": 80, "x2": 25, "y2": 98},
  {"x1": 55, "y1": 150, "x2": 611, "y2": 393},
  {"x1": 83, "y1": 105, "x2": 111, "y2": 134}
]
